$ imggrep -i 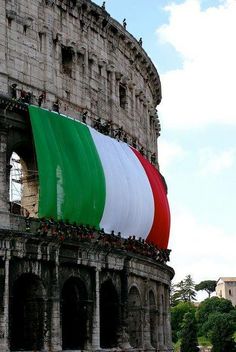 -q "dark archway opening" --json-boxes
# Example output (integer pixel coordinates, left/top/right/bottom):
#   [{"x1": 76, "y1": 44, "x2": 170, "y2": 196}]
[
  {"x1": 100, "y1": 279, "x2": 119, "y2": 348},
  {"x1": 62, "y1": 277, "x2": 88, "y2": 350},
  {"x1": 10, "y1": 273, "x2": 45, "y2": 351}
]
